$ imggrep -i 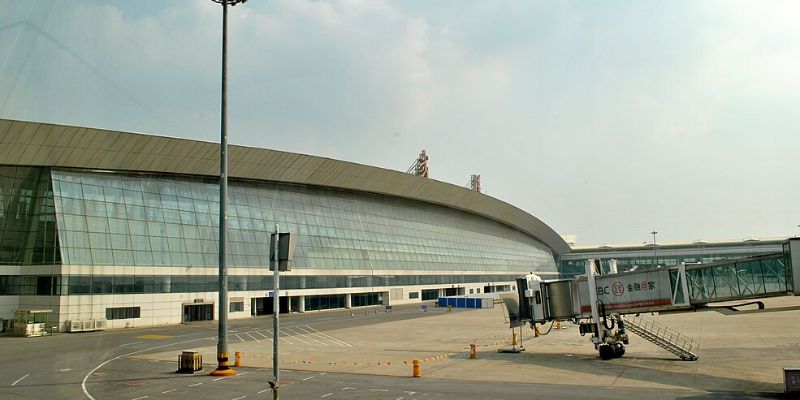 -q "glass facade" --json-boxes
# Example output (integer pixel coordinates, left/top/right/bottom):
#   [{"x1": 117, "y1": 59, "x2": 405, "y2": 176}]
[
  {"x1": 0, "y1": 166, "x2": 59, "y2": 265},
  {"x1": 50, "y1": 169, "x2": 556, "y2": 273}
]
